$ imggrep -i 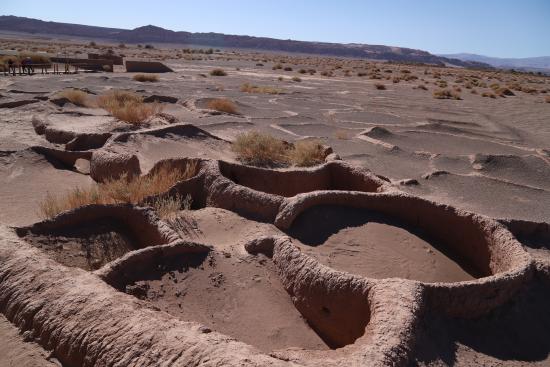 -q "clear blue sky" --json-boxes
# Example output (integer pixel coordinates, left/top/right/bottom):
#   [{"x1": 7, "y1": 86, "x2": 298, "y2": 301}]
[{"x1": 2, "y1": 0, "x2": 549, "y2": 58}]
